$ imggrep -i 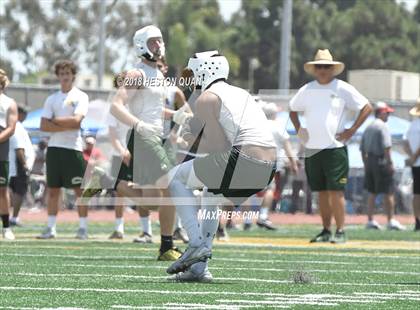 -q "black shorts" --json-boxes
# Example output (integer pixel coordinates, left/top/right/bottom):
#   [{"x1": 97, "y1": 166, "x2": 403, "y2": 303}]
[
  {"x1": 412, "y1": 166, "x2": 420, "y2": 195},
  {"x1": 9, "y1": 175, "x2": 29, "y2": 196},
  {"x1": 193, "y1": 146, "x2": 276, "y2": 205},
  {"x1": 364, "y1": 155, "x2": 394, "y2": 194}
]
